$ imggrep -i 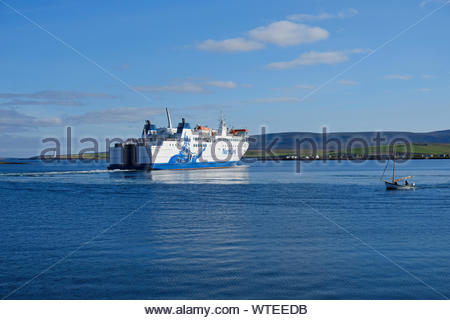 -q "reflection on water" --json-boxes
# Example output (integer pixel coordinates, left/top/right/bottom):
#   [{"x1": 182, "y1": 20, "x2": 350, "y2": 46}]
[{"x1": 109, "y1": 165, "x2": 250, "y2": 184}]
